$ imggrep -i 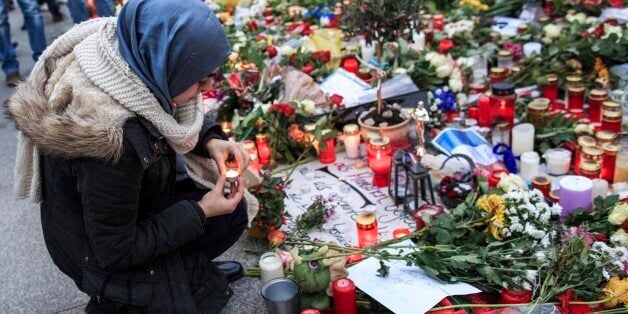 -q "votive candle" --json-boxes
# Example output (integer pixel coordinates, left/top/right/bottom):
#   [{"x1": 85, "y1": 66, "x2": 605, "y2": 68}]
[
  {"x1": 343, "y1": 124, "x2": 361, "y2": 159},
  {"x1": 519, "y1": 151, "x2": 540, "y2": 181},
  {"x1": 614, "y1": 151, "x2": 628, "y2": 183},
  {"x1": 544, "y1": 148, "x2": 571, "y2": 175},
  {"x1": 532, "y1": 175, "x2": 551, "y2": 198},
  {"x1": 259, "y1": 252, "x2": 285, "y2": 285},
  {"x1": 368, "y1": 137, "x2": 392, "y2": 187},
  {"x1": 256, "y1": 134, "x2": 271, "y2": 165},
  {"x1": 356, "y1": 211, "x2": 378, "y2": 248},
  {"x1": 574, "y1": 136, "x2": 596, "y2": 175},
  {"x1": 541, "y1": 74, "x2": 558, "y2": 102},
  {"x1": 591, "y1": 179, "x2": 608, "y2": 203},
  {"x1": 601, "y1": 110, "x2": 622, "y2": 133},
  {"x1": 413, "y1": 204, "x2": 444, "y2": 230},
  {"x1": 477, "y1": 96, "x2": 492, "y2": 127},
  {"x1": 332, "y1": 278, "x2": 357, "y2": 314},
  {"x1": 579, "y1": 159, "x2": 601, "y2": 180},
  {"x1": 588, "y1": 89, "x2": 607, "y2": 122},
  {"x1": 242, "y1": 139, "x2": 259, "y2": 171},
  {"x1": 392, "y1": 228, "x2": 411, "y2": 239},
  {"x1": 318, "y1": 129, "x2": 336, "y2": 164},
  {"x1": 512, "y1": 123, "x2": 535, "y2": 156},
  {"x1": 601, "y1": 143, "x2": 620, "y2": 182},
  {"x1": 567, "y1": 86, "x2": 585, "y2": 110},
  {"x1": 559, "y1": 175, "x2": 593, "y2": 218}
]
